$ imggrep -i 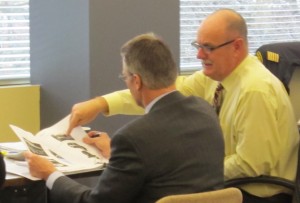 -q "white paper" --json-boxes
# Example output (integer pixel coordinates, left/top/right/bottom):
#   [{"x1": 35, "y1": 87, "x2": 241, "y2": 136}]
[
  {"x1": 5, "y1": 158, "x2": 40, "y2": 181},
  {"x1": 8, "y1": 115, "x2": 108, "y2": 180},
  {"x1": 0, "y1": 142, "x2": 26, "y2": 152}
]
